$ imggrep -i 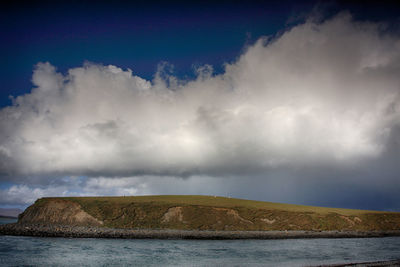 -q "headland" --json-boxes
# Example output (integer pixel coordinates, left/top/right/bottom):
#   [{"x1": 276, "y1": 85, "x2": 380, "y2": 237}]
[{"x1": 1, "y1": 195, "x2": 399, "y2": 239}]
